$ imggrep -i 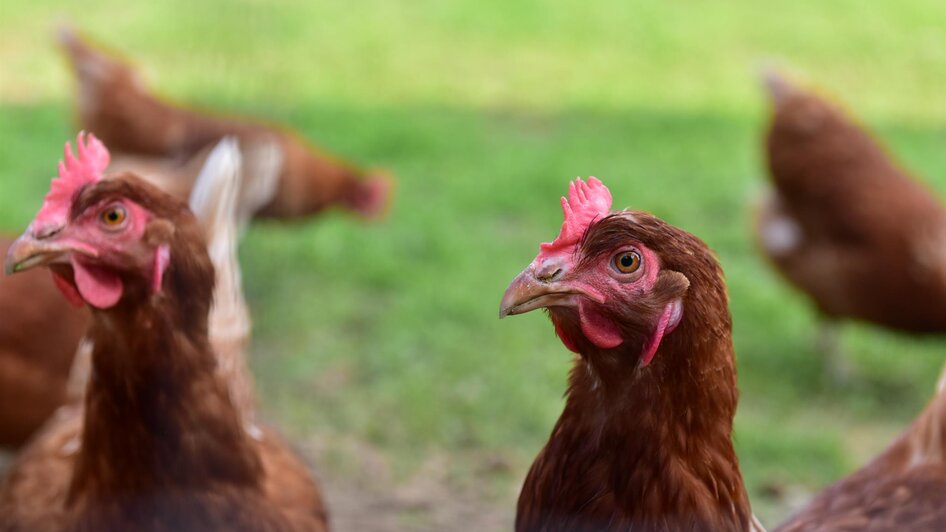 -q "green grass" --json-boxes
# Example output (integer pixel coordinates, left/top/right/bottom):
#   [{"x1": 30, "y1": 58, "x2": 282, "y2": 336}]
[{"x1": 2, "y1": 0, "x2": 946, "y2": 526}]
